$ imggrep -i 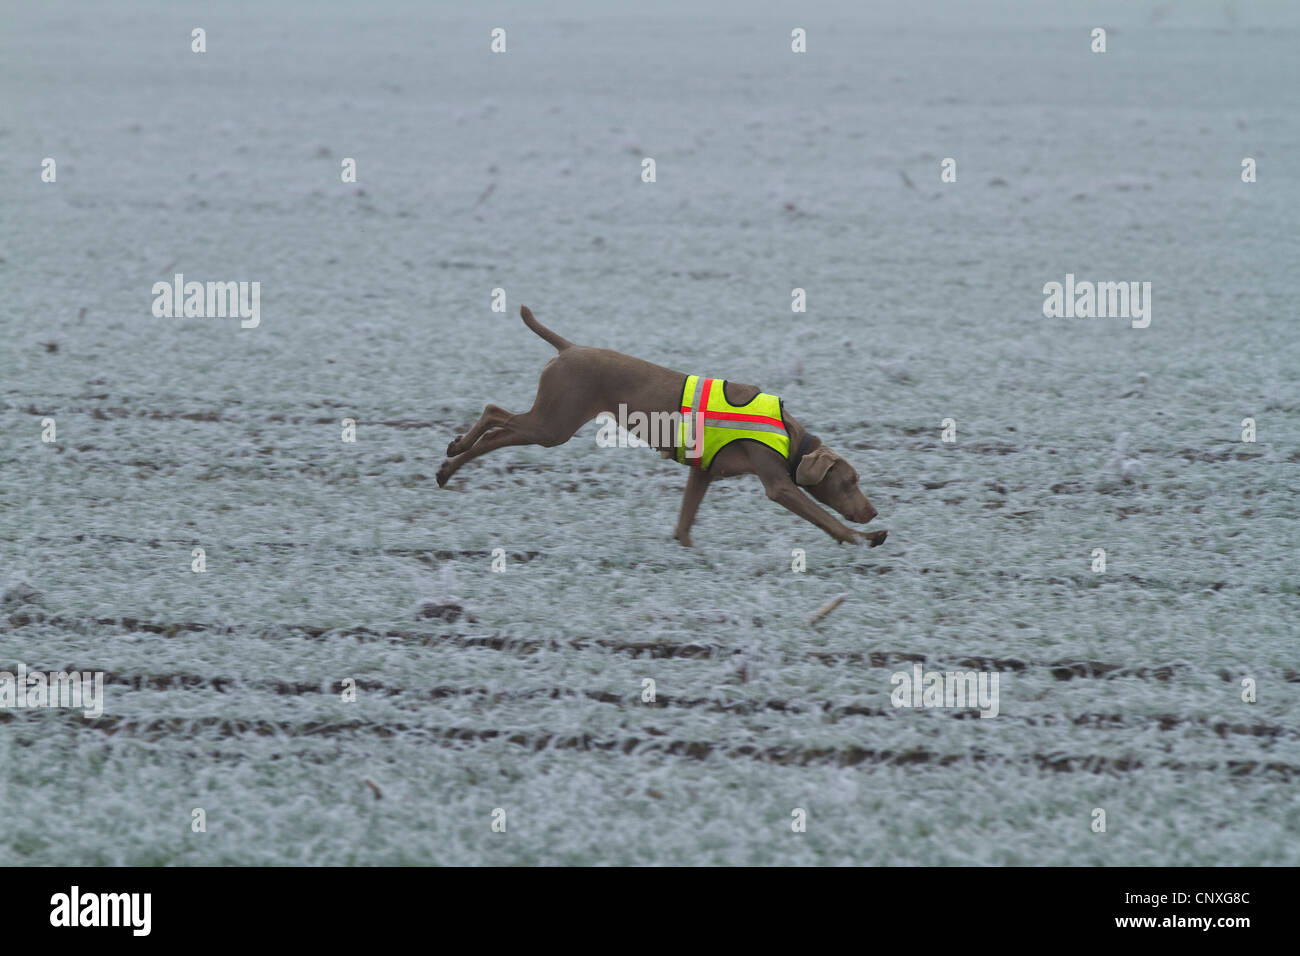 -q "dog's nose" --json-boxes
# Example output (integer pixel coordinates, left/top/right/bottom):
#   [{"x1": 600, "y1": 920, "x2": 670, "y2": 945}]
[{"x1": 863, "y1": 506, "x2": 878, "y2": 522}]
